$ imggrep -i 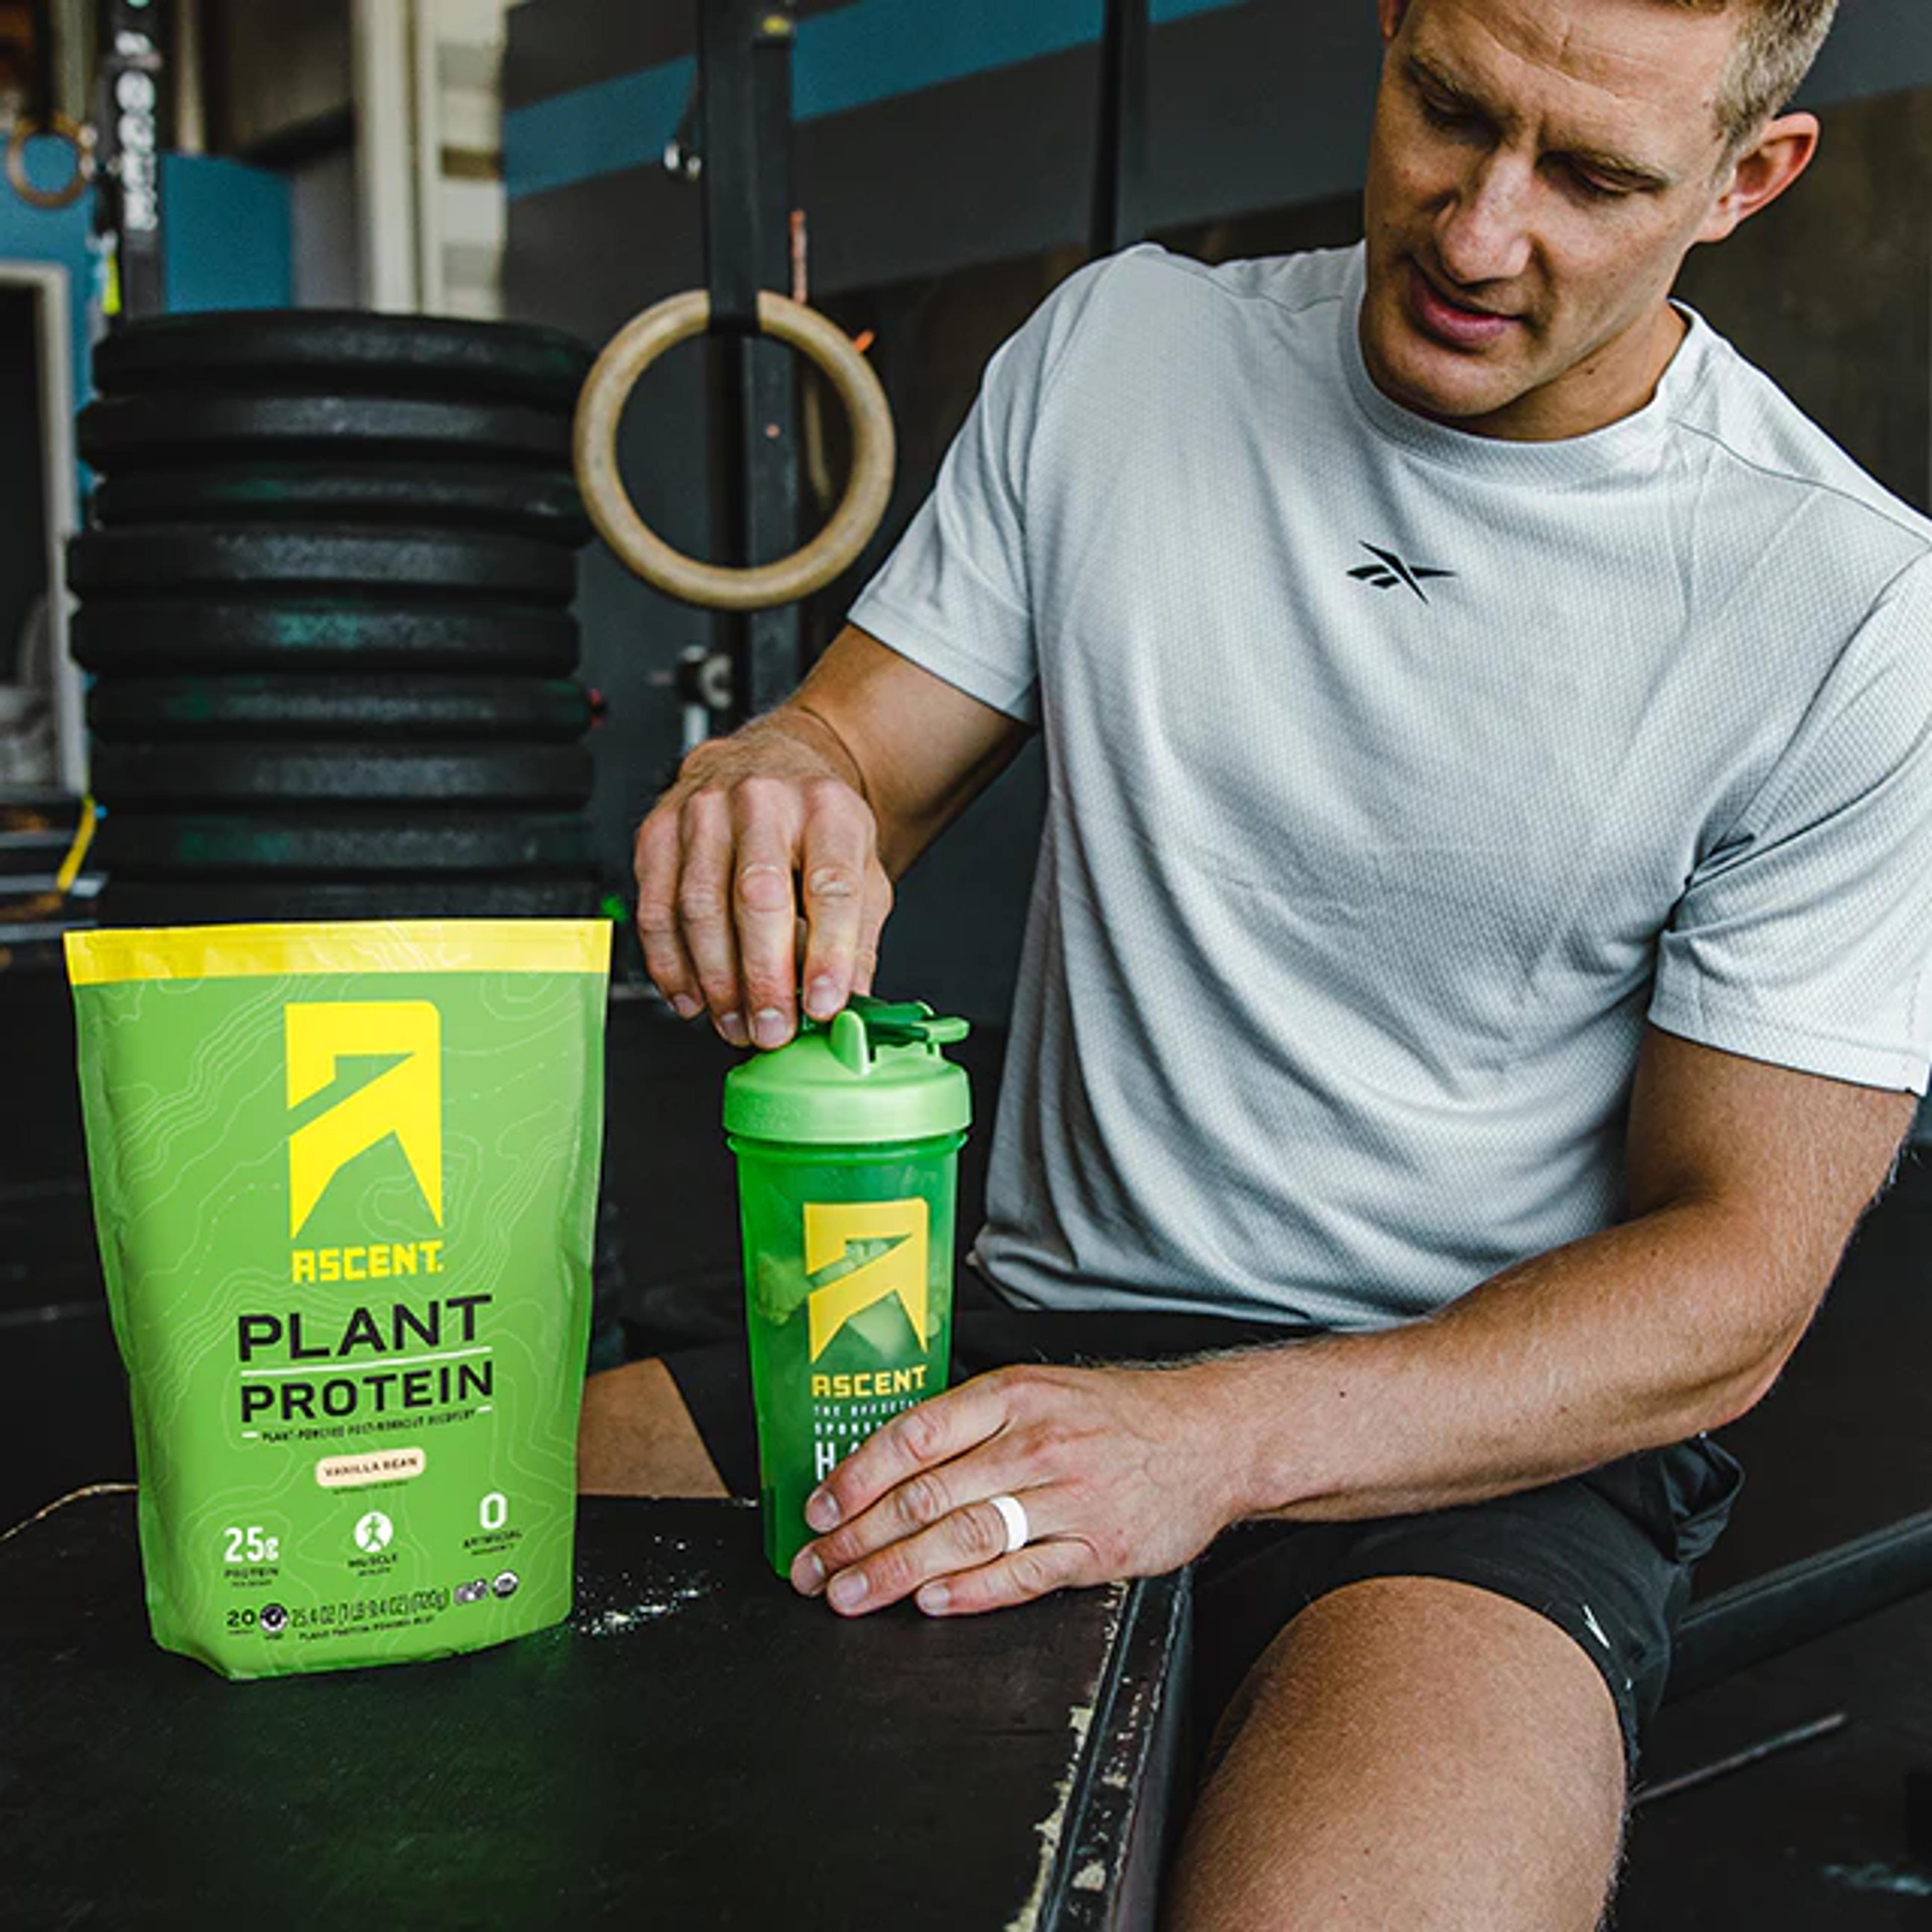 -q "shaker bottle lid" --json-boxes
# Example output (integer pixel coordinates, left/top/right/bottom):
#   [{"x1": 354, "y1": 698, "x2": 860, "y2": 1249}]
[{"x1": 723, "y1": 995, "x2": 972, "y2": 1145}]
